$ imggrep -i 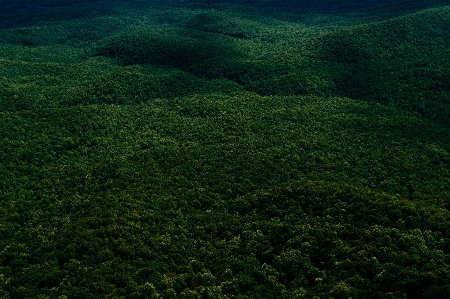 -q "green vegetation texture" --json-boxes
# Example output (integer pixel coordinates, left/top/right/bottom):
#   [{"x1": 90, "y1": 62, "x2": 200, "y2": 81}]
[{"x1": 1, "y1": 0, "x2": 450, "y2": 298}]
